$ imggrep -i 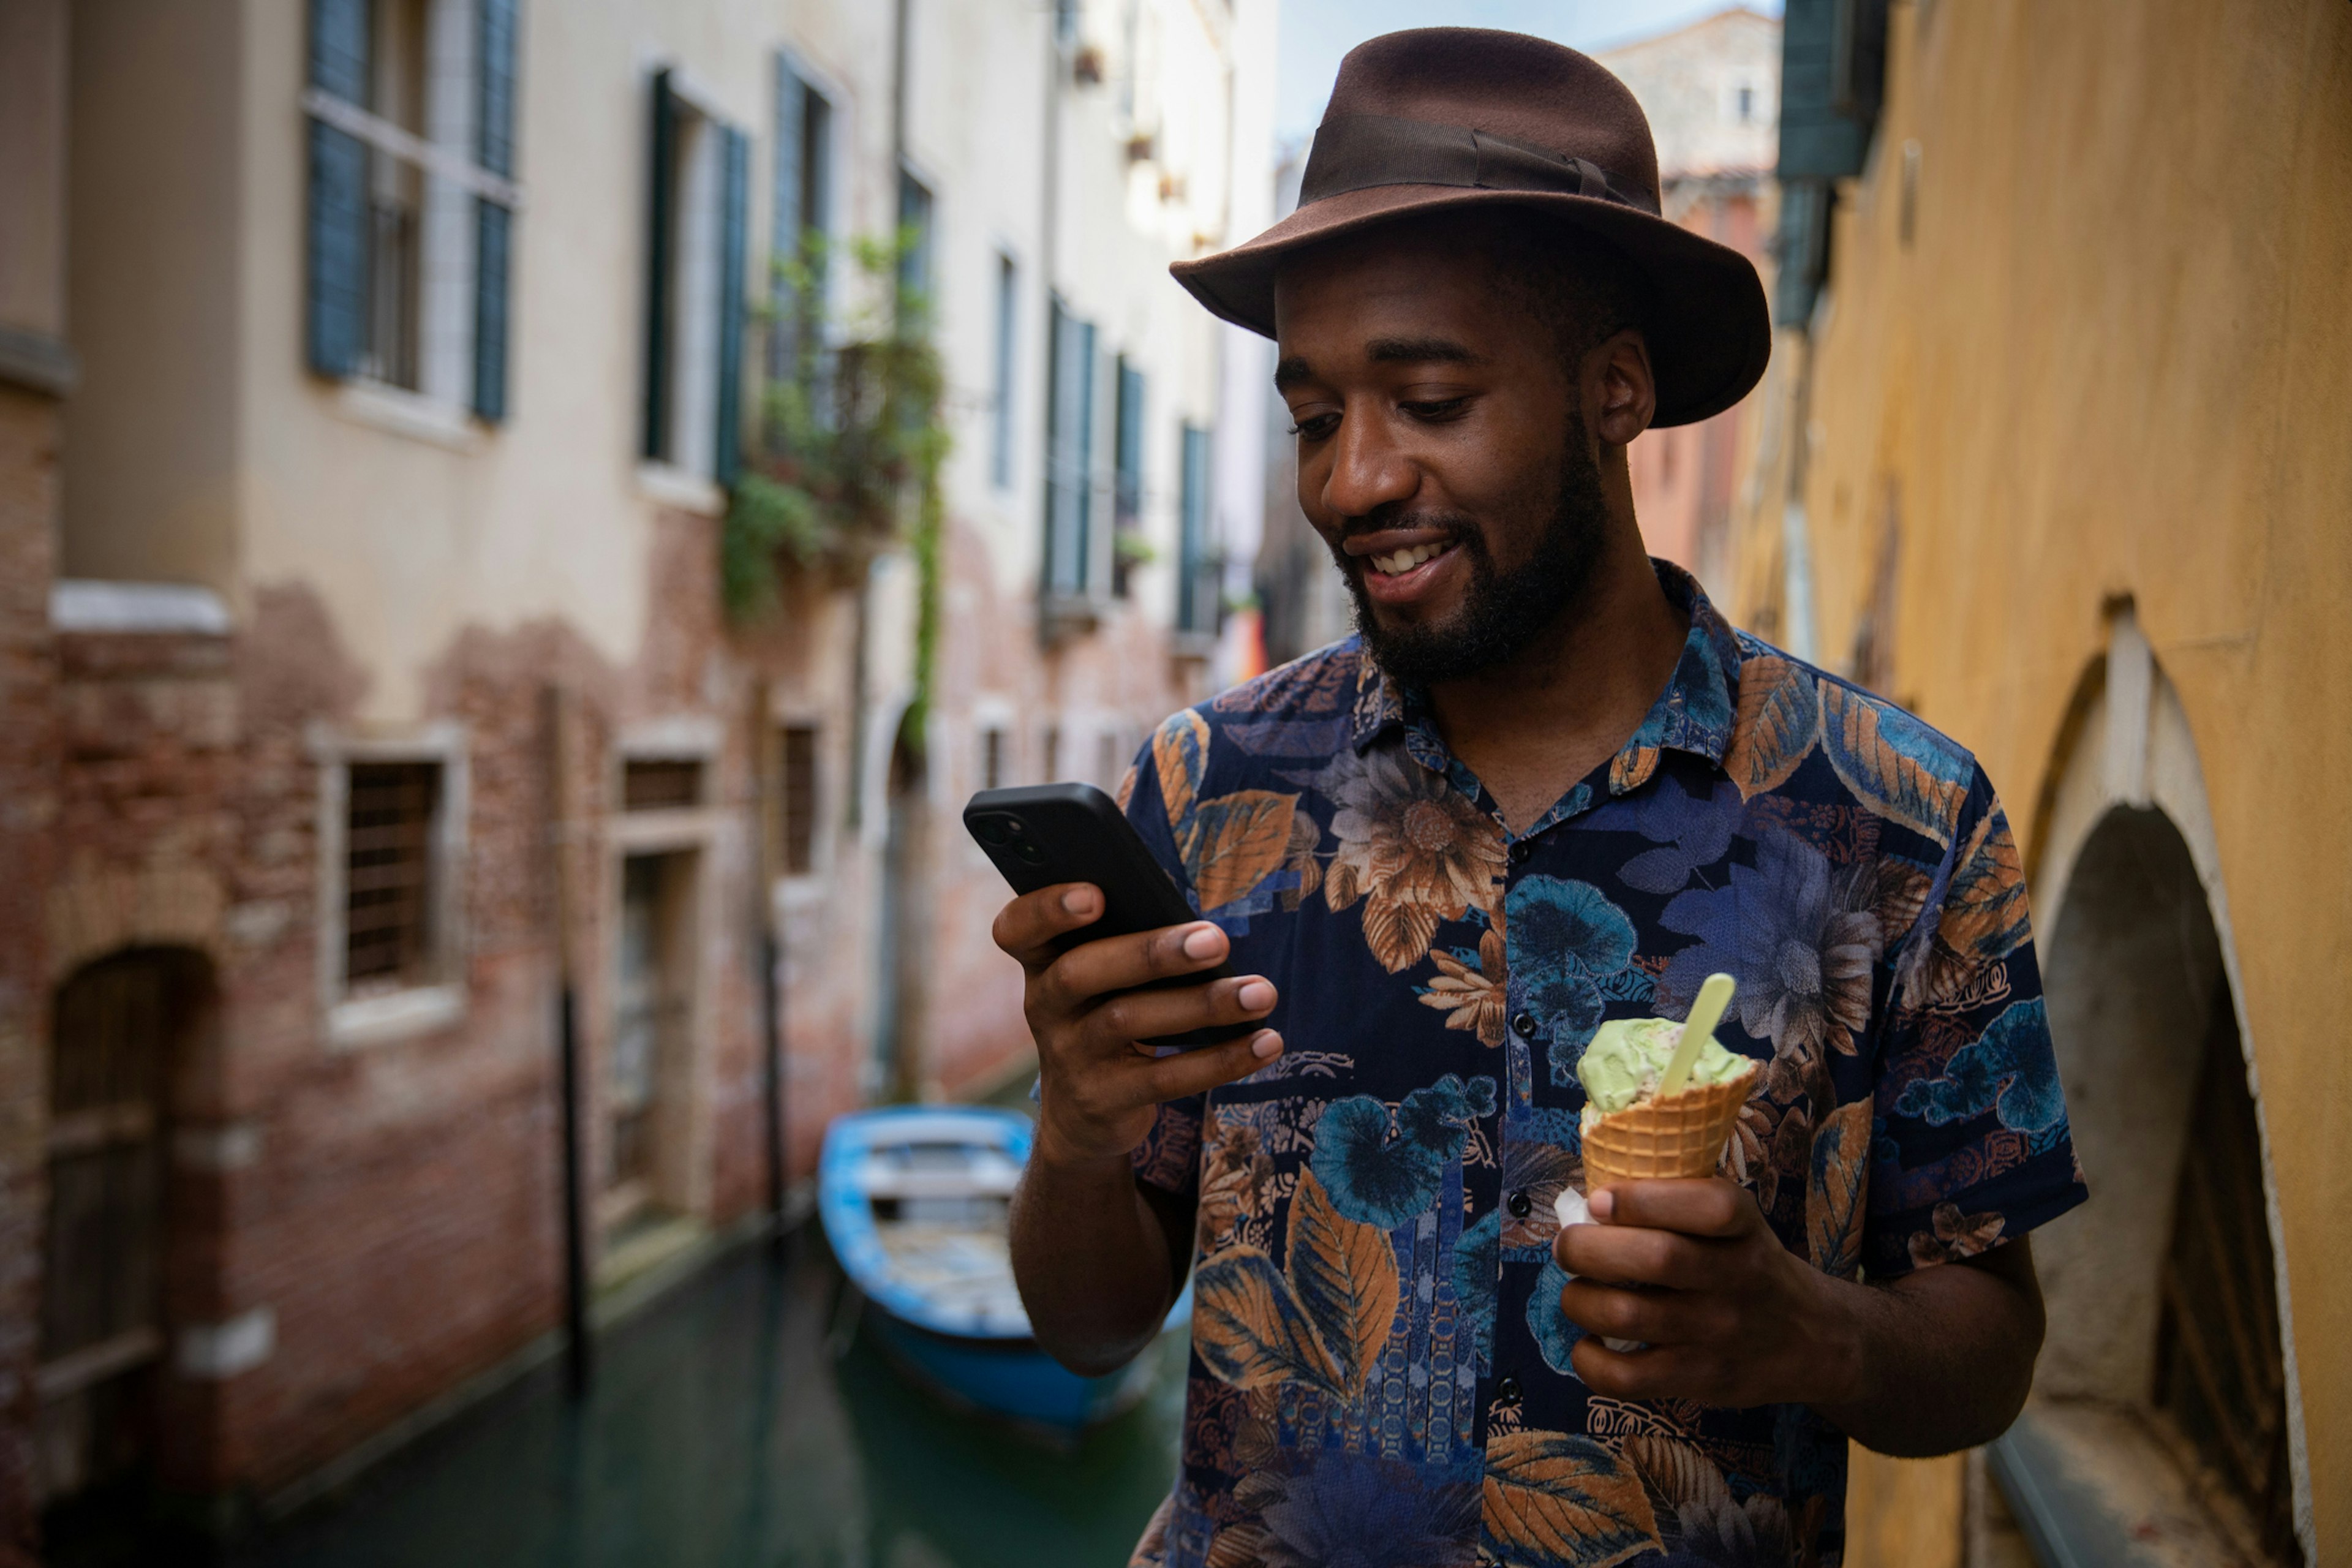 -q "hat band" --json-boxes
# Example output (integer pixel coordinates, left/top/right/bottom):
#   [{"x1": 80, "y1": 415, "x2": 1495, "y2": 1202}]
[{"x1": 1298, "y1": 114, "x2": 1659, "y2": 217}]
